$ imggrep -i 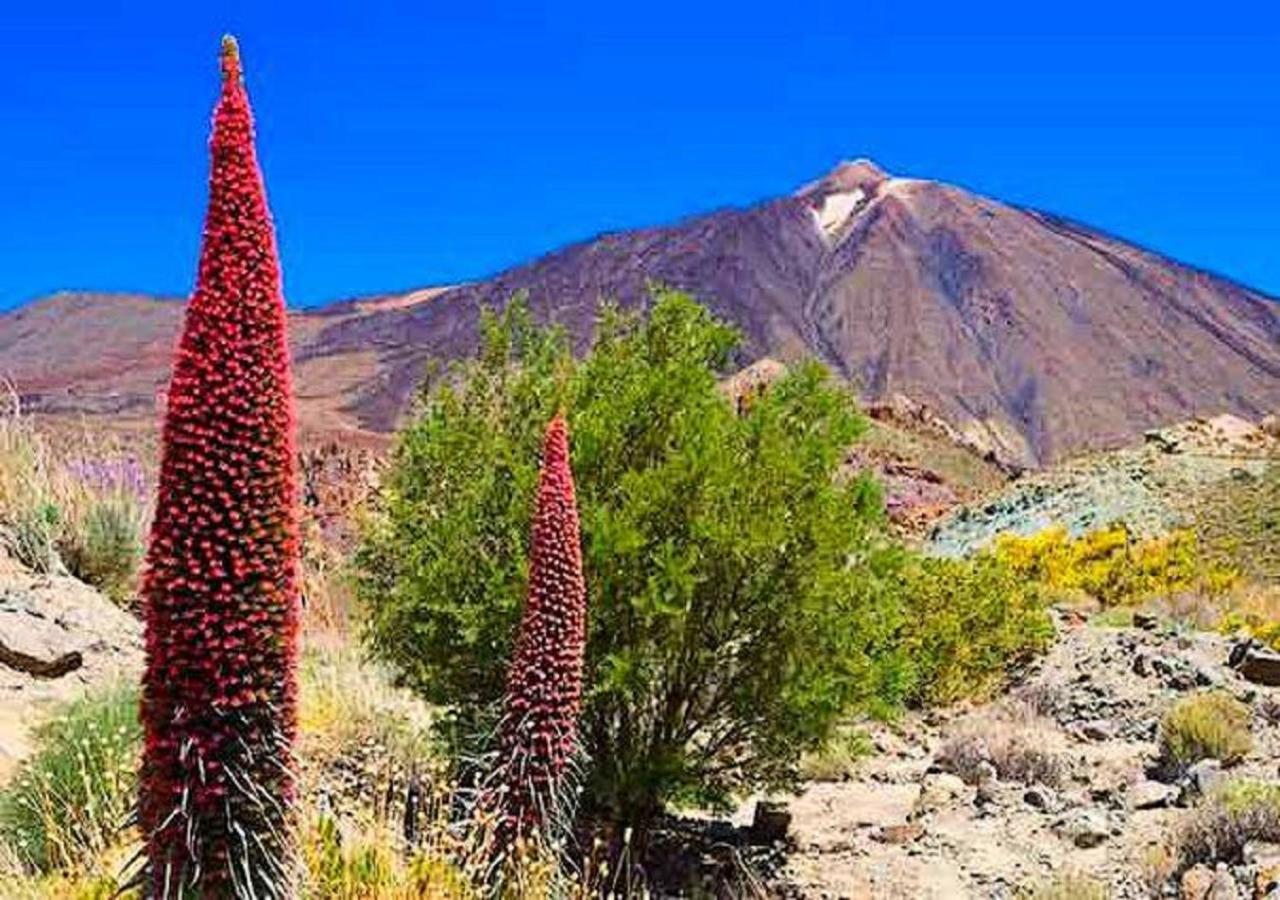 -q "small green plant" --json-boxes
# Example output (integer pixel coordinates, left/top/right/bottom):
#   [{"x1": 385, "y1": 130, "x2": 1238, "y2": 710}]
[
  {"x1": 1177, "y1": 779, "x2": 1280, "y2": 870},
  {"x1": 799, "y1": 724, "x2": 873, "y2": 782},
  {"x1": 1160, "y1": 692, "x2": 1253, "y2": 770},
  {"x1": 61, "y1": 499, "x2": 144, "y2": 605},
  {"x1": 9, "y1": 503, "x2": 63, "y2": 575},
  {"x1": 1021, "y1": 870, "x2": 1109, "y2": 900},
  {"x1": 1090, "y1": 607, "x2": 1135, "y2": 628},
  {"x1": 0, "y1": 682, "x2": 141, "y2": 874}
]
